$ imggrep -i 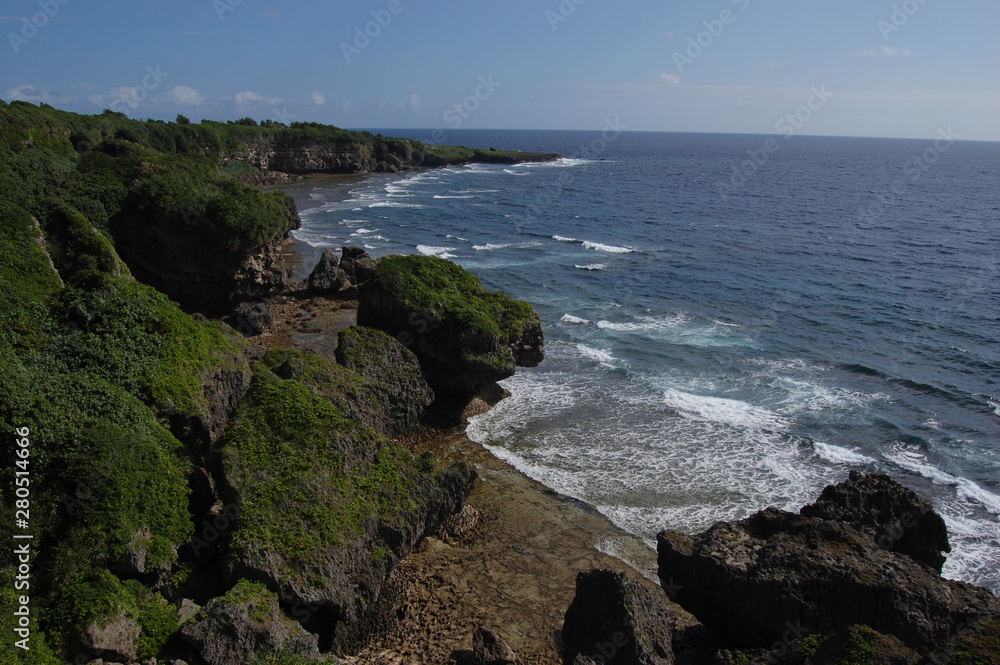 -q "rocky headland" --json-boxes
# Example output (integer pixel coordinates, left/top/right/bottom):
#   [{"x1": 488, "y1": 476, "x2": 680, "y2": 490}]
[{"x1": 1, "y1": 101, "x2": 997, "y2": 665}]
